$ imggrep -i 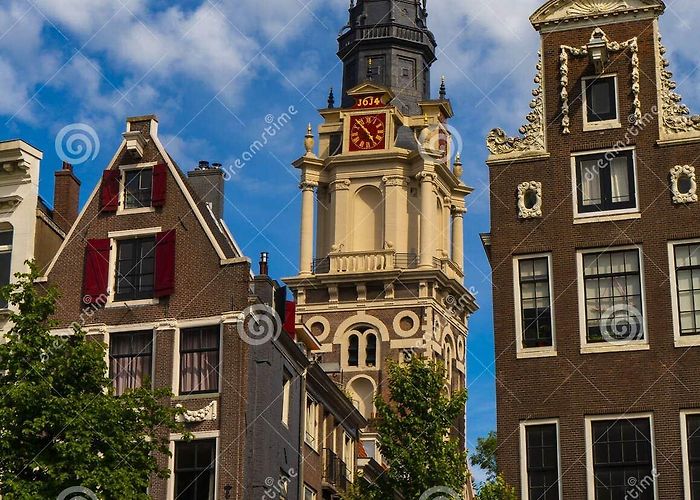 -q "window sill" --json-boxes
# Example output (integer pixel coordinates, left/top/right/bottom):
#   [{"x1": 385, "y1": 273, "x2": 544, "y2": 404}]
[
  {"x1": 304, "y1": 441, "x2": 320, "y2": 454},
  {"x1": 573, "y1": 212, "x2": 641, "y2": 224},
  {"x1": 106, "y1": 298, "x2": 159, "y2": 309},
  {"x1": 675, "y1": 336, "x2": 700, "y2": 348},
  {"x1": 116, "y1": 206, "x2": 156, "y2": 216},
  {"x1": 172, "y1": 393, "x2": 220, "y2": 401},
  {"x1": 517, "y1": 347, "x2": 557, "y2": 359},
  {"x1": 580, "y1": 342, "x2": 649, "y2": 355},
  {"x1": 583, "y1": 120, "x2": 622, "y2": 132}
]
